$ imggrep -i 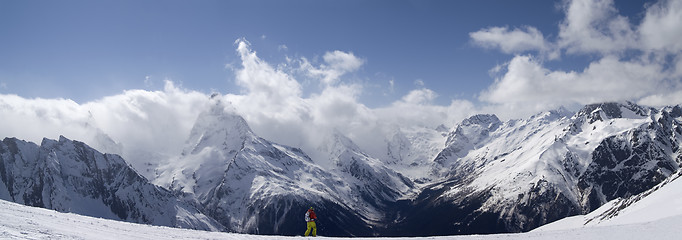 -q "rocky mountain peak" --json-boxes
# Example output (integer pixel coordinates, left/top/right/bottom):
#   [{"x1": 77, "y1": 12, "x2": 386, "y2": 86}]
[
  {"x1": 444, "y1": 114, "x2": 501, "y2": 149},
  {"x1": 575, "y1": 102, "x2": 651, "y2": 124},
  {"x1": 182, "y1": 97, "x2": 253, "y2": 156},
  {"x1": 667, "y1": 105, "x2": 682, "y2": 118},
  {"x1": 460, "y1": 114, "x2": 502, "y2": 128}
]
